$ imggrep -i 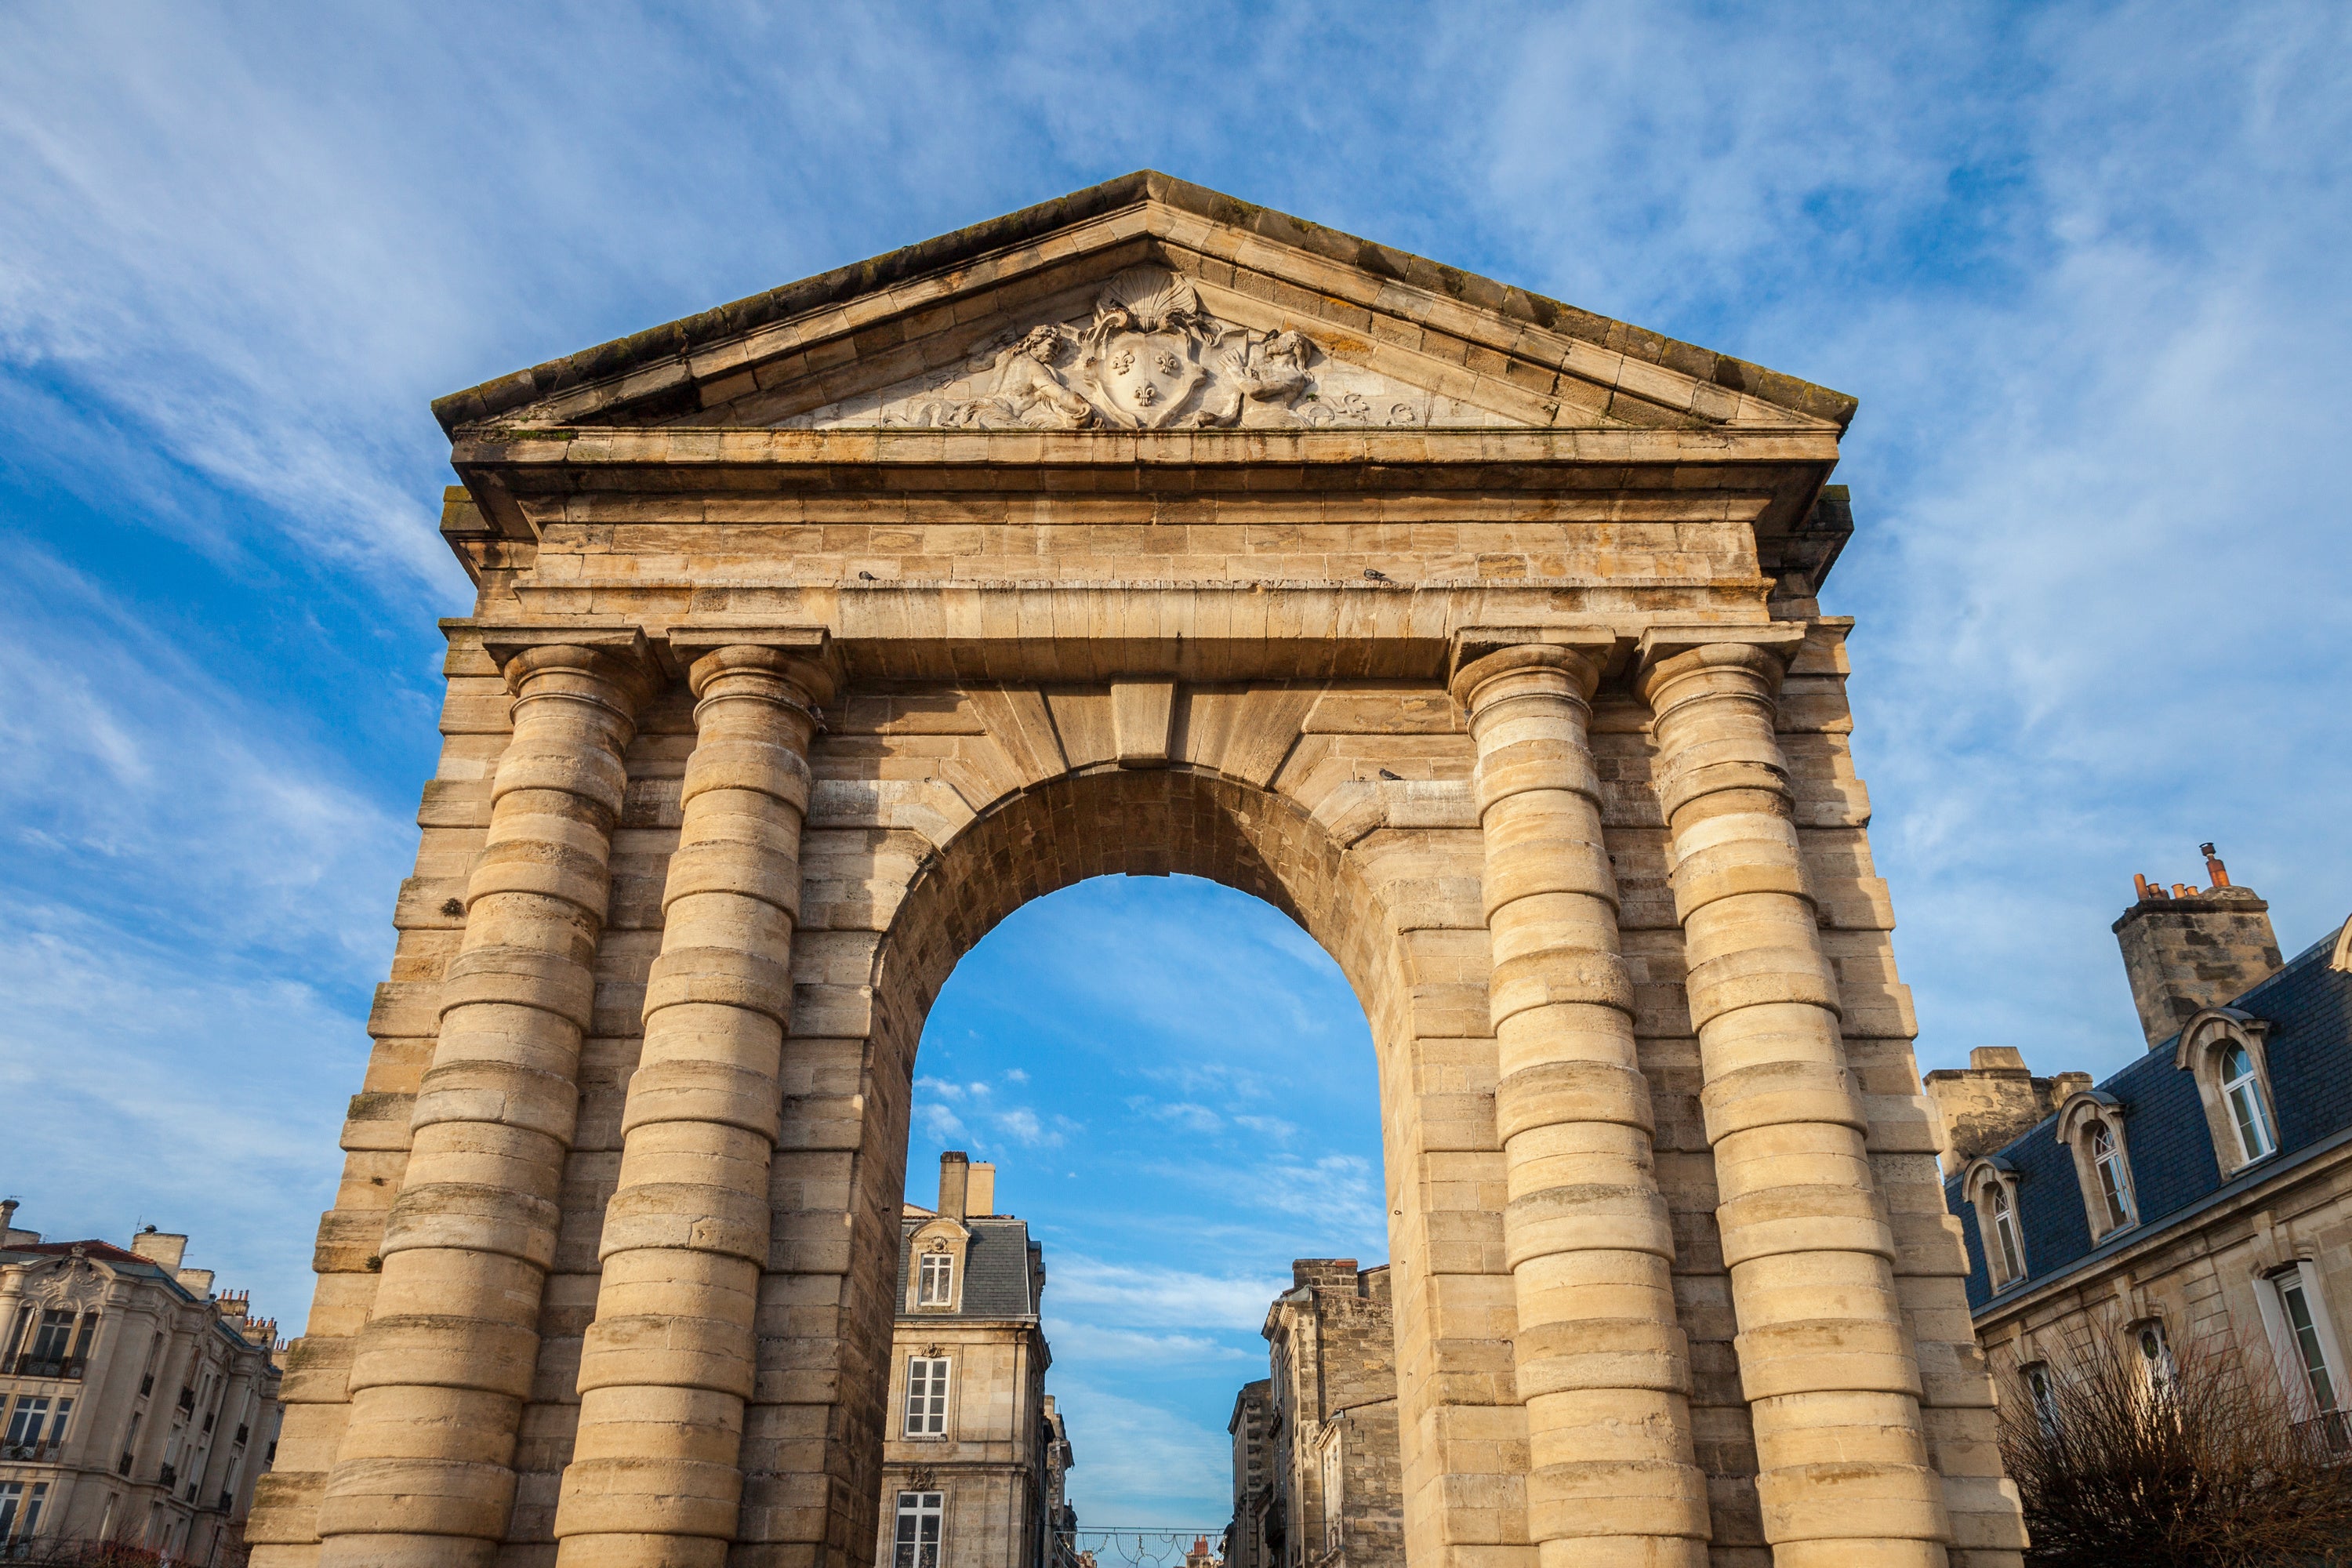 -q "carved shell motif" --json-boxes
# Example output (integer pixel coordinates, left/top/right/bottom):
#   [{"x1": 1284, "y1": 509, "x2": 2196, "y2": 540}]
[{"x1": 1091, "y1": 267, "x2": 1205, "y2": 335}]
